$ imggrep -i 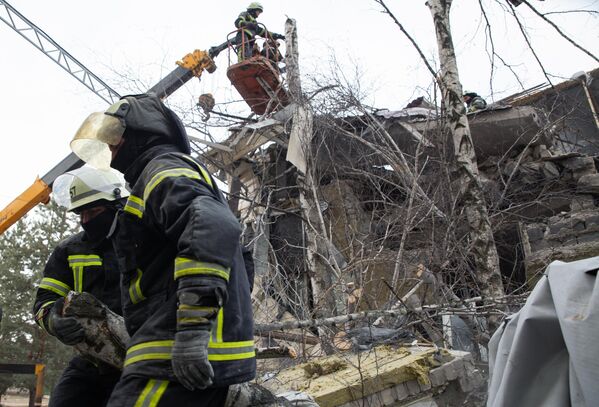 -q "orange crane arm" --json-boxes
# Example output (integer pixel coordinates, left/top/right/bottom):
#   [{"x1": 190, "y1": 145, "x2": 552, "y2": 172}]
[
  {"x1": 0, "y1": 49, "x2": 215, "y2": 234},
  {"x1": 0, "y1": 178, "x2": 51, "y2": 234},
  {"x1": 0, "y1": 2, "x2": 216, "y2": 235}
]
